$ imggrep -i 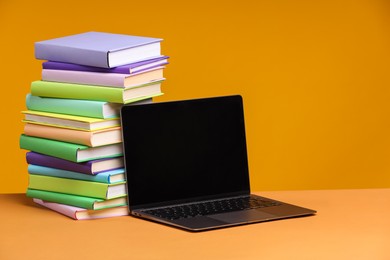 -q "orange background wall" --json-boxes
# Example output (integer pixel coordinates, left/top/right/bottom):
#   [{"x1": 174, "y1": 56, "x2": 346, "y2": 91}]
[{"x1": 1, "y1": 0, "x2": 390, "y2": 193}]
